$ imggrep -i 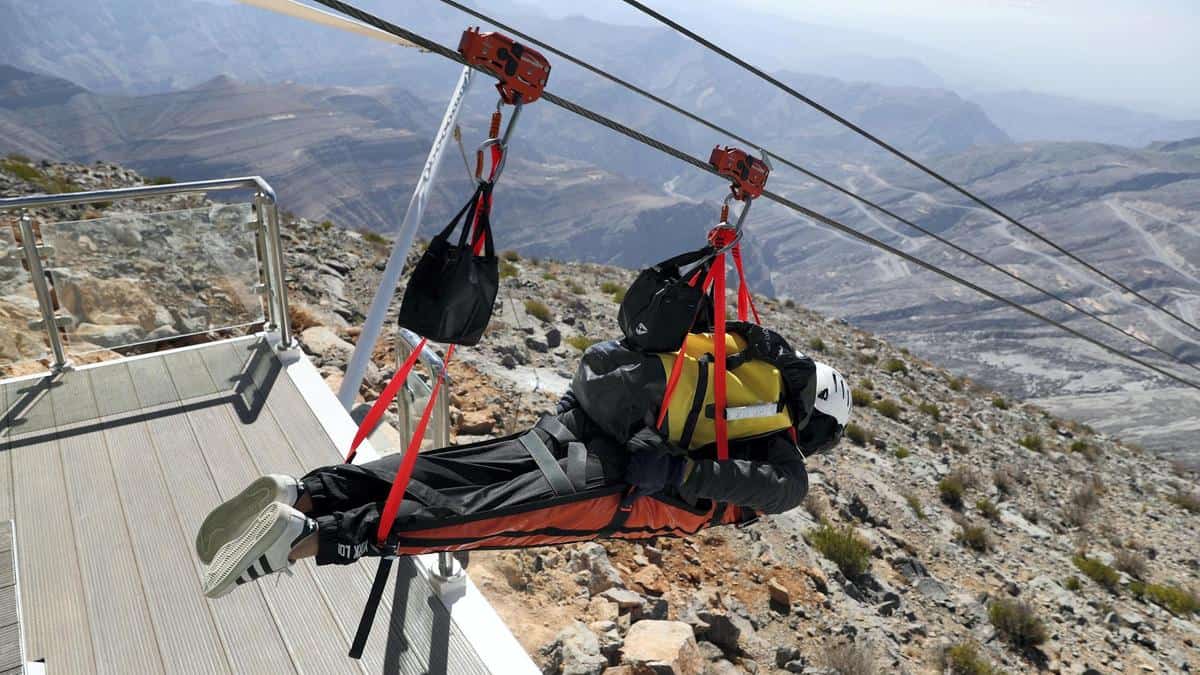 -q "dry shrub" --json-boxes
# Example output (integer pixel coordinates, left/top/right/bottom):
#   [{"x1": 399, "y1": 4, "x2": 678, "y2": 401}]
[
  {"x1": 288, "y1": 302, "x2": 322, "y2": 332},
  {"x1": 941, "y1": 641, "x2": 1006, "y2": 675},
  {"x1": 989, "y1": 598, "x2": 1047, "y2": 649},
  {"x1": 1114, "y1": 549, "x2": 1148, "y2": 580},
  {"x1": 823, "y1": 641, "x2": 876, "y2": 675}
]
